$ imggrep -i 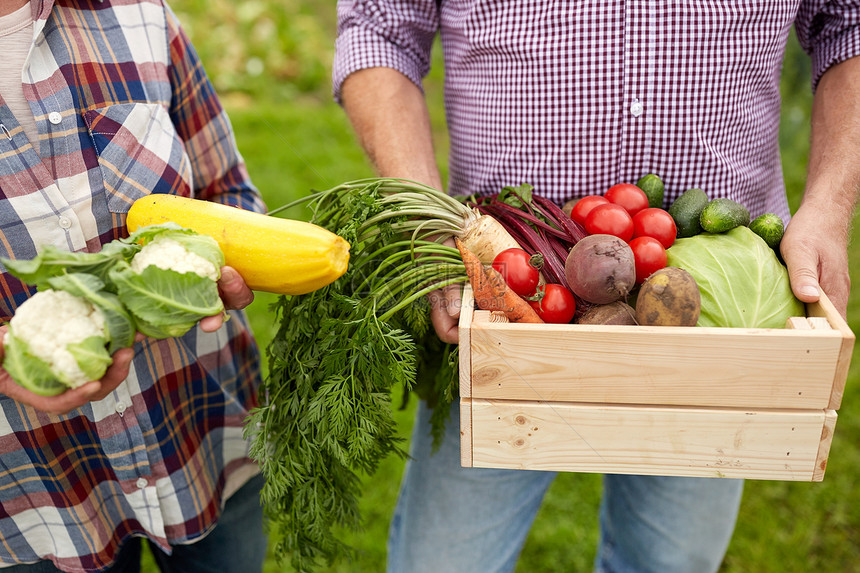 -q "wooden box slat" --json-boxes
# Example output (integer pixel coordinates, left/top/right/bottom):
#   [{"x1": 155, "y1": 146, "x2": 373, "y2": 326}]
[
  {"x1": 805, "y1": 292, "x2": 855, "y2": 409},
  {"x1": 464, "y1": 398, "x2": 836, "y2": 481},
  {"x1": 469, "y1": 319, "x2": 842, "y2": 408}
]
